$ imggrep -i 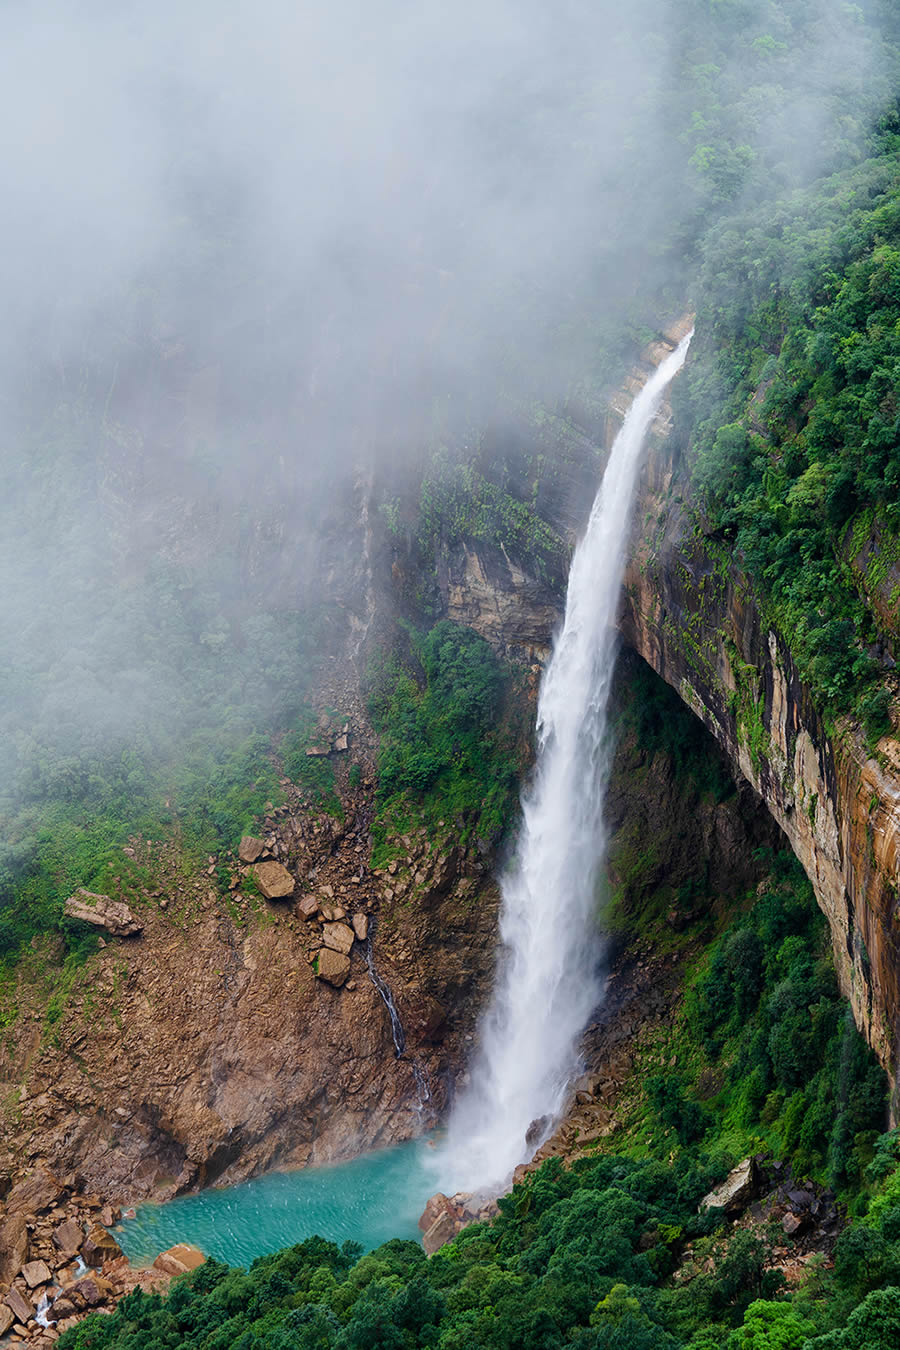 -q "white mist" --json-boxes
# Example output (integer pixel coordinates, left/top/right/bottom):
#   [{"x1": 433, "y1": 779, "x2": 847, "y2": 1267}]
[{"x1": 439, "y1": 330, "x2": 694, "y2": 1194}]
